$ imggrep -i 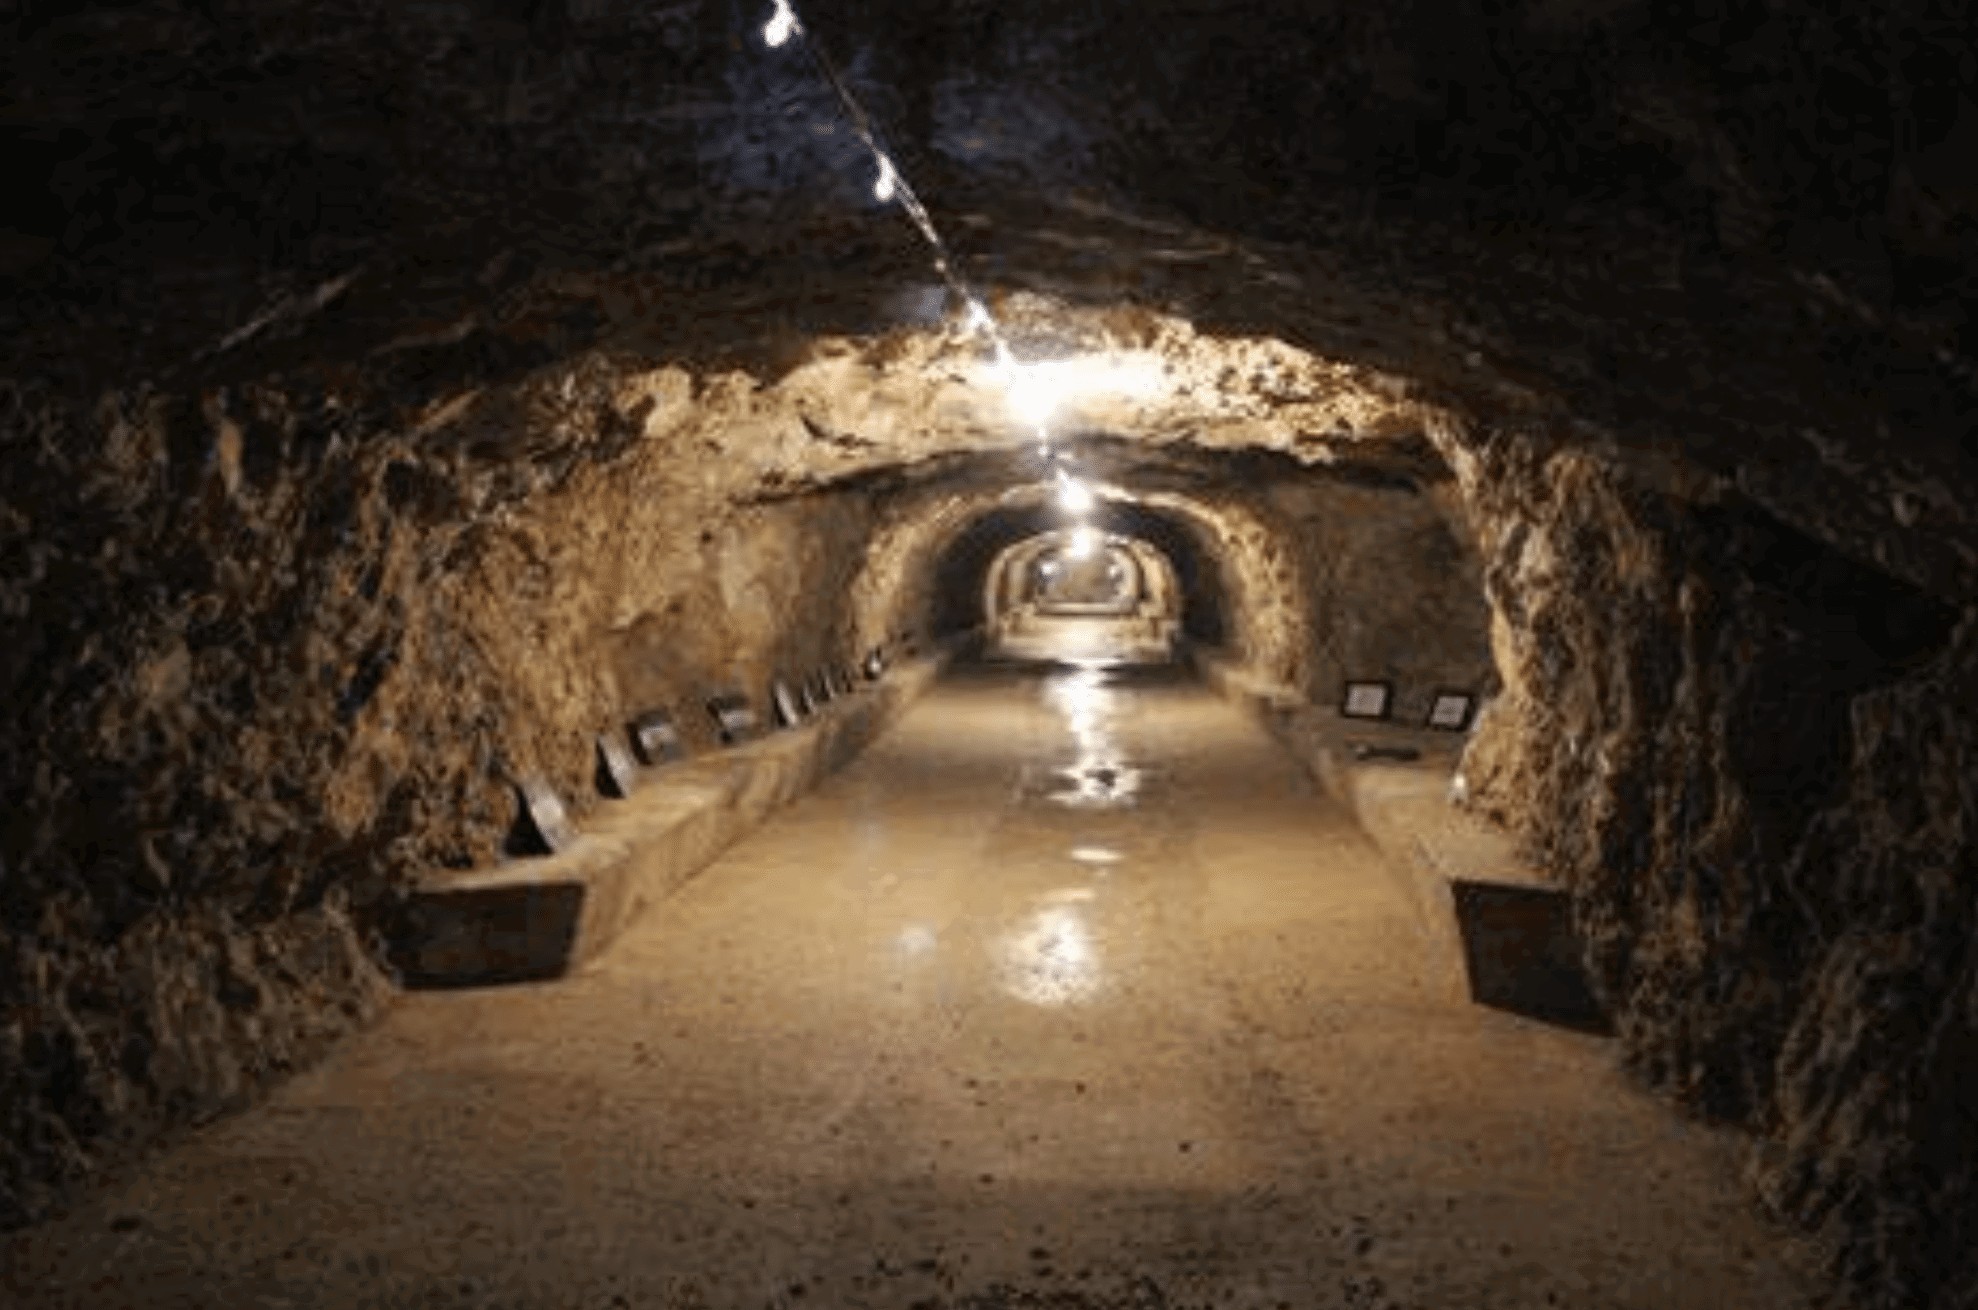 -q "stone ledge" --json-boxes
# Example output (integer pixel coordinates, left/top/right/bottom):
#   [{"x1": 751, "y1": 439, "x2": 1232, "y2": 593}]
[
  {"x1": 388, "y1": 656, "x2": 946, "y2": 987},
  {"x1": 1194, "y1": 649, "x2": 1608, "y2": 1032}
]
